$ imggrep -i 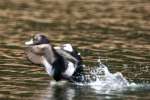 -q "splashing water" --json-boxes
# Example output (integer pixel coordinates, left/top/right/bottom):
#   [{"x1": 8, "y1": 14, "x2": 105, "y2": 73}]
[
  {"x1": 75, "y1": 59, "x2": 130, "y2": 92},
  {"x1": 48, "y1": 58, "x2": 150, "y2": 94}
]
